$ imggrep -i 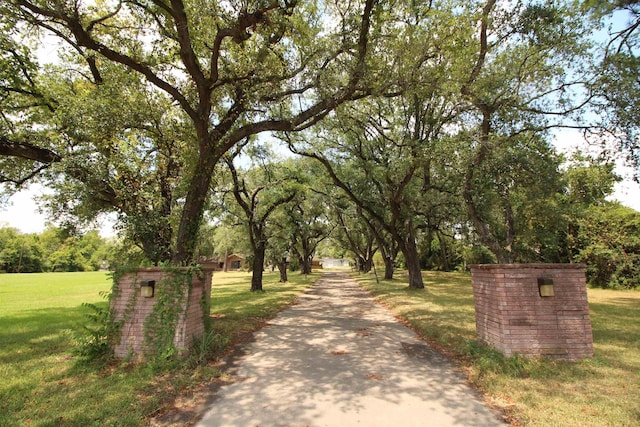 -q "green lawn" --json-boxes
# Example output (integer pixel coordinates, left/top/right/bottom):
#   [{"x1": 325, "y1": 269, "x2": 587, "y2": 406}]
[
  {"x1": 354, "y1": 270, "x2": 640, "y2": 426},
  {"x1": 0, "y1": 270, "x2": 316, "y2": 426},
  {"x1": 4, "y1": 269, "x2": 637, "y2": 426}
]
